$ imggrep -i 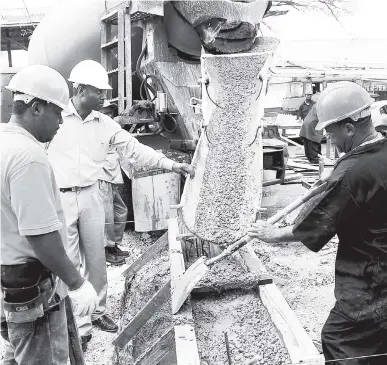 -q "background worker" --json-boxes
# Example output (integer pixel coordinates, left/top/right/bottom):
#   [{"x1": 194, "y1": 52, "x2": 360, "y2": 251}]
[
  {"x1": 299, "y1": 103, "x2": 323, "y2": 164},
  {"x1": 0, "y1": 65, "x2": 98, "y2": 364},
  {"x1": 248, "y1": 82, "x2": 387, "y2": 364},
  {"x1": 297, "y1": 92, "x2": 315, "y2": 122},
  {"x1": 47, "y1": 60, "x2": 194, "y2": 346},
  {"x1": 99, "y1": 101, "x2": 128, "y2": 266}
]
